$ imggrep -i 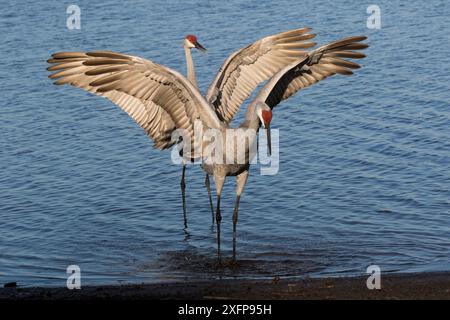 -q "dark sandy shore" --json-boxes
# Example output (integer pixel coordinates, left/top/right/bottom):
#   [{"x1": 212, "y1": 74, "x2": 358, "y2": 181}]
[{"x1": 1, "y1": 272, "x2": 449, "y2": 300}]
